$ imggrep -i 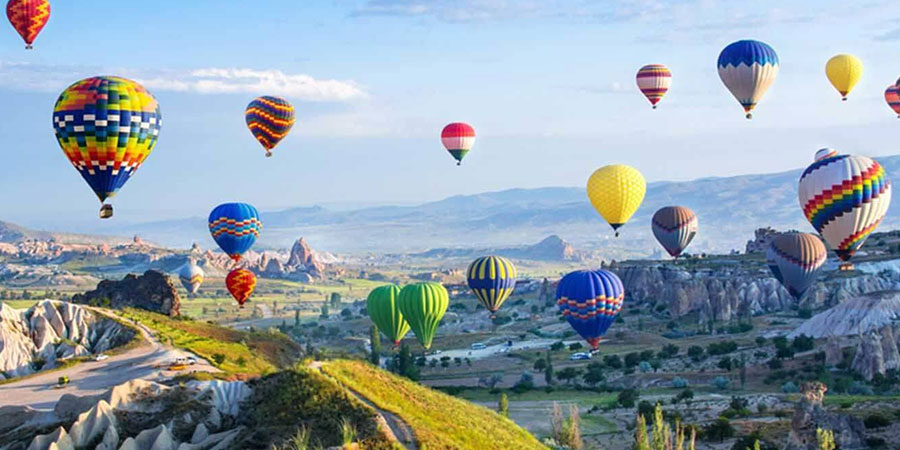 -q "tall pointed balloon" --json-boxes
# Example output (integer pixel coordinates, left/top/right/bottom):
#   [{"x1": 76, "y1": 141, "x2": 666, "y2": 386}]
[
  {"x1": 766, "y1": 232, "x2": 826, "y2": 301},
  {"x1": 885, "y1": 85, "x2": 900, "y2": 118},
  {"x1": 178, "y1": 261, "x2": 204, "y2": 295},
  {"x1": 397, "y1": 282, "x2": 448, "y2": 349},
  {"x1": 825, "y1": 54, "x2": 863, "y2": 101},
  {"x1": 636, "y1": 64, "x2": 671, "y2": 109},
  {"x1": 226, "y1": 268, "x2": 256, "y2": 308},
  {"x1": 556, "y1": 269, "x2": 624, "y2": 350},
  {"x1": 441, "y1": 122, "x2": 475, "y2": 166},
  {"x1": 208, "y1": 203, "x2": 262, "y2": 262},
  {"x1": 245, "y1": 96, "x2": 295, "y2": 157},
  {"x1": 467, "y1": 255, "x2": 517, "y2": 316},
  {"x1": 367, "y1": 285, "x2": 411, "y2": 347},
  {"x1": 717, "y1": 40, "x2": 779, "y2": 119},
  {"x1": 798, "y1": 149, "x2": 891, "y2": 269},
  {"x1": 651, "y1": 206, "x2": 698, "y2": 258},
  {"x1": 53, "y1": 76, "x2": 161, "y2": 219},
  {"x1": 586, "y1": 165, "x2": 646, "y2": 237},
  {"x1": 6, "y1": 0, "x2": 49, "y2": 49}
]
